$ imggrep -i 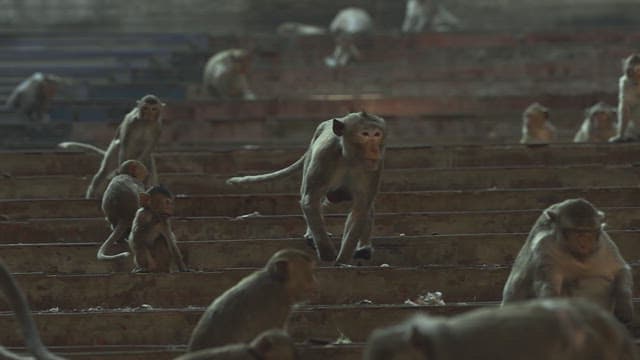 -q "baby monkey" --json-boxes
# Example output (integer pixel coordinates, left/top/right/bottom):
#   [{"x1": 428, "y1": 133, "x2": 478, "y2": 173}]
[
  {"x1": 520, "y1": 102, "x2": 556, "y2": 144},
  {"x1": 574, "y1": 102, "x2": 617, "y2": 143},
  {"x1": 97, "y1": 160, "x2": 148, "y2": 261}
]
